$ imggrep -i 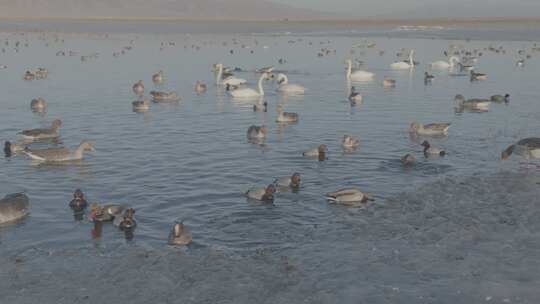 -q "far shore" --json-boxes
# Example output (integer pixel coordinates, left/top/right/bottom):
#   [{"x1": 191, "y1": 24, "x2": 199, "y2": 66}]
[{"x1": 1, "y1": 16, "x2": 540, "y2": 27}]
